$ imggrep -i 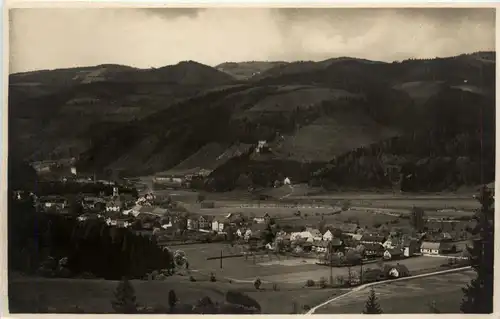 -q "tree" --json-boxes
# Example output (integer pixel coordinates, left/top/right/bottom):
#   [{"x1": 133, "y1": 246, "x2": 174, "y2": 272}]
[
  {"x1": 168, "y1": 290, "x2": 178, "y2": 312},
  {"x1": 460, "y1": 186, "x2": 494, "y2": 314},
  {"x1": 111, "y1": 278, "x2": 138, "y2": 313},
  {"x1": 363, "y1": 287, "x2": 383, "y2": 314},
  {"x1": 253, "y1": 278, "x2": 262, "y2": 290}
]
